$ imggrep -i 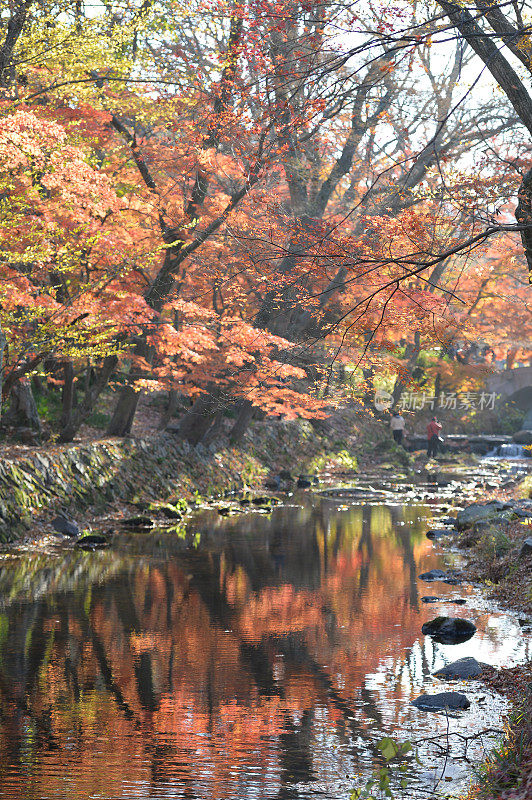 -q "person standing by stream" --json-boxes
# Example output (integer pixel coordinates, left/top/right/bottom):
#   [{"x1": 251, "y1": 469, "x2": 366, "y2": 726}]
[
  {"x1": 427, "y1": 416, "x2": 442, "y2": 458},
  {"x1": 390, "y1": 410, "x2": 406, "y2": 446}
]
